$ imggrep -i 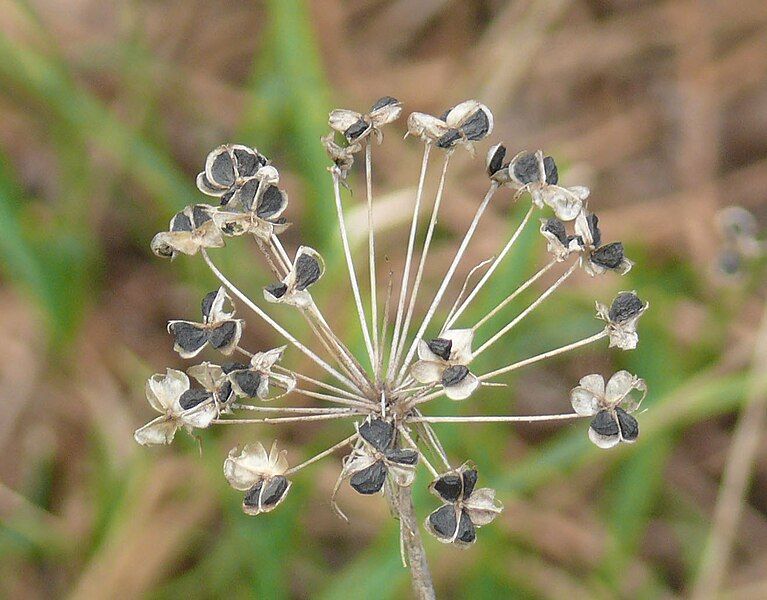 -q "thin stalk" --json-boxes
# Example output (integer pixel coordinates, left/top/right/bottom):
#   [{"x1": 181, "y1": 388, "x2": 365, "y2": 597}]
[
  {"x1": 332, "y1": 172, "x2": 376, "y2": 368},
  {"x1": 231, "y1": 404, "x2": 354, "y2": 414},
  {"x1": 410, "y1": 413, "x2": 584, "y2": 423},
  {"x1": 408, "y1": 331, "x2": 607, "y2": 408},
  {"x1": 292, "y1": 387, "x2": 375, "y2": 410},
  {"x1": 470, "y1": 258, "x2": 560, "y2": 332},
  {"x1": 473, "y1": 261, "x2": 579, "y2": 357},
  {"x1": 285, "y1": 433, "x2": 359, "y2": 475},
  {"x1": 212, "y1": 413, "x2": 361, "y2": 425},
  {"x1": 444, "y1": 204, "x2": 536, "y2": 330},
  {"x1": 398, "y1": 425, "x2": 439, "y2": 478},
  {"x1": 365, "y1": 142, "x2": 379, "y2": 372},
  {"x1": 376, "y1": 269, "x2": 394, "y2": 382},
  {"x1": 201, "y1": 249, "x2": 359, "y2": 393},
  {"x1": 390, "y1": 153, "x2": 452, "y2": 378},
  {"x1": 272, "y1": 365, "x2": 368, "y2": 402},
  {"x1": 388, "y1": 144, "x2": 432, "y2": 379},
  {"x1": 397, "y1": 182, "x2": 498, "y2": 383},
  {"x1": 442, "y1": 257, "x2": 494, "y2": 332}
]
